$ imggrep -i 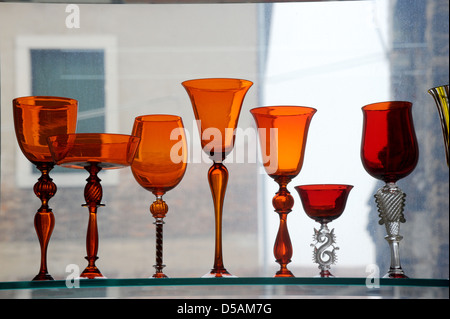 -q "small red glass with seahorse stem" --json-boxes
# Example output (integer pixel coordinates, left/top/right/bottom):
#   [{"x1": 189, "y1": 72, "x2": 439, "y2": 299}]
[
  {"x1": 130, "y1": 115, "x2": 187, "y2": 278},
  {"x1": 295, "y1": 184, "x2": 353, "y2": 277},
  {"x1": 183, "y1": 78, "x2": 253, "y2": 277},
  {"x1": 13, "y1": 96, "x2": 78, "y2": 281},
  {"x1": 48, "y1": 133, "x2": 140, "y2": 279},
  {"x1": 251, "y1": 105, "x2": 316, "y2": 277},
  {"x1": 361, "y1": 101, "x2": 419, "y2": 278}
]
